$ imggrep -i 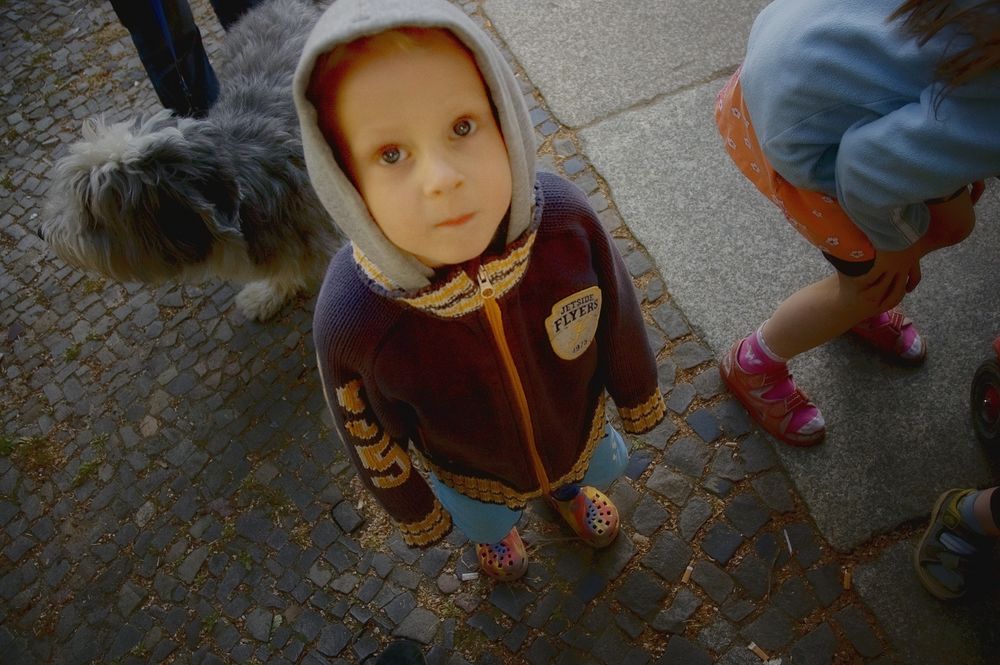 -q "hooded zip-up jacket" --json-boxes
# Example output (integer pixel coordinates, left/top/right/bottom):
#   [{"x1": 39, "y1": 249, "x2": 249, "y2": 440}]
[{"x1": 293, "y1": 0, "x2": 665, "y2": 547}]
